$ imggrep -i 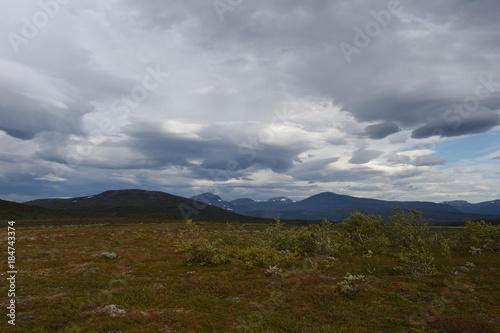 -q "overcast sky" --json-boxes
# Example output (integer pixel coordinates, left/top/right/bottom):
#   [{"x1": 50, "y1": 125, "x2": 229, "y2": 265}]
[{"x1": 1, "y1": 0, "x2": 499, "y2": 203}]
